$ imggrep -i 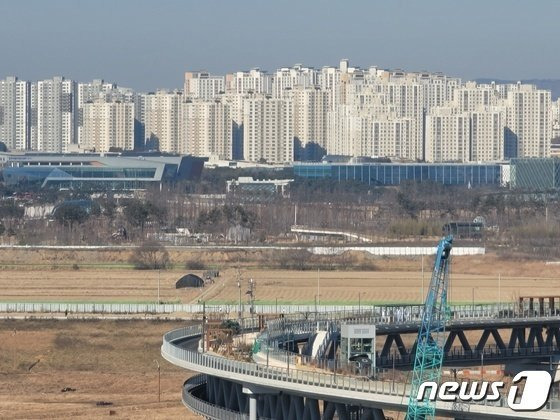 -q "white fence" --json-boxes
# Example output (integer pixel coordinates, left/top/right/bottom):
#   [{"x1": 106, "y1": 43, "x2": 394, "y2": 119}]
[
  {"x1": 0, "y1": 301, "x2": 516, "y2": 317},
  {"x1": 0, "y1": 244, "x2": 485, "y2": 256}
]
